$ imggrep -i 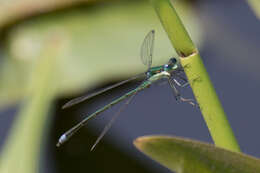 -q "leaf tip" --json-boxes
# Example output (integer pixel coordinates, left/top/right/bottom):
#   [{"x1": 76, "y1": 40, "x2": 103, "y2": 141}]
[{"x1": 133, "y1": 136, "x2": 154, "y2": 150}]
